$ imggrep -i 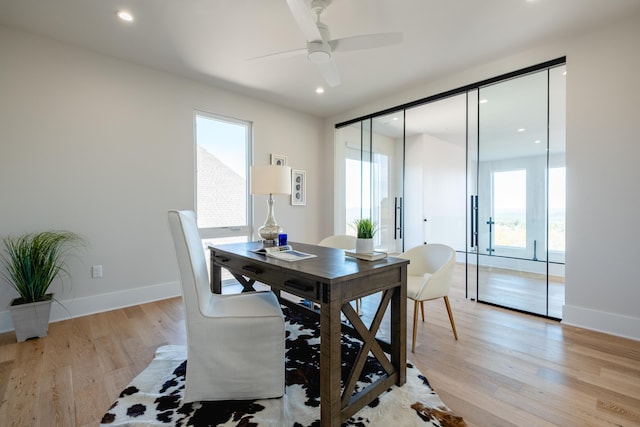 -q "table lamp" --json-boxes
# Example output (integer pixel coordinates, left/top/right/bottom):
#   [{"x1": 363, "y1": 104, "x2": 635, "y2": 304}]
[{"x1": 250, "y1": 165, "x2": 291, "y2": 242}]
